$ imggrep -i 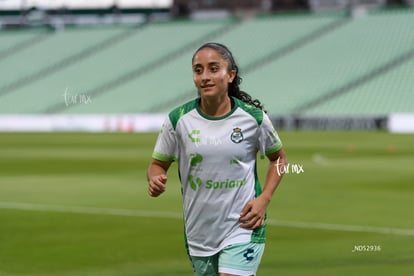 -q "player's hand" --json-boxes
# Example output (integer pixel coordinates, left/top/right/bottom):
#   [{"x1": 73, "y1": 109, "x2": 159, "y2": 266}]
[
  {"x1": 239, "y1": 196, "x2": 269, "y2": 230},
  {"x1": 148, "y1": 174, "x2": 167, "y2": 197}
]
